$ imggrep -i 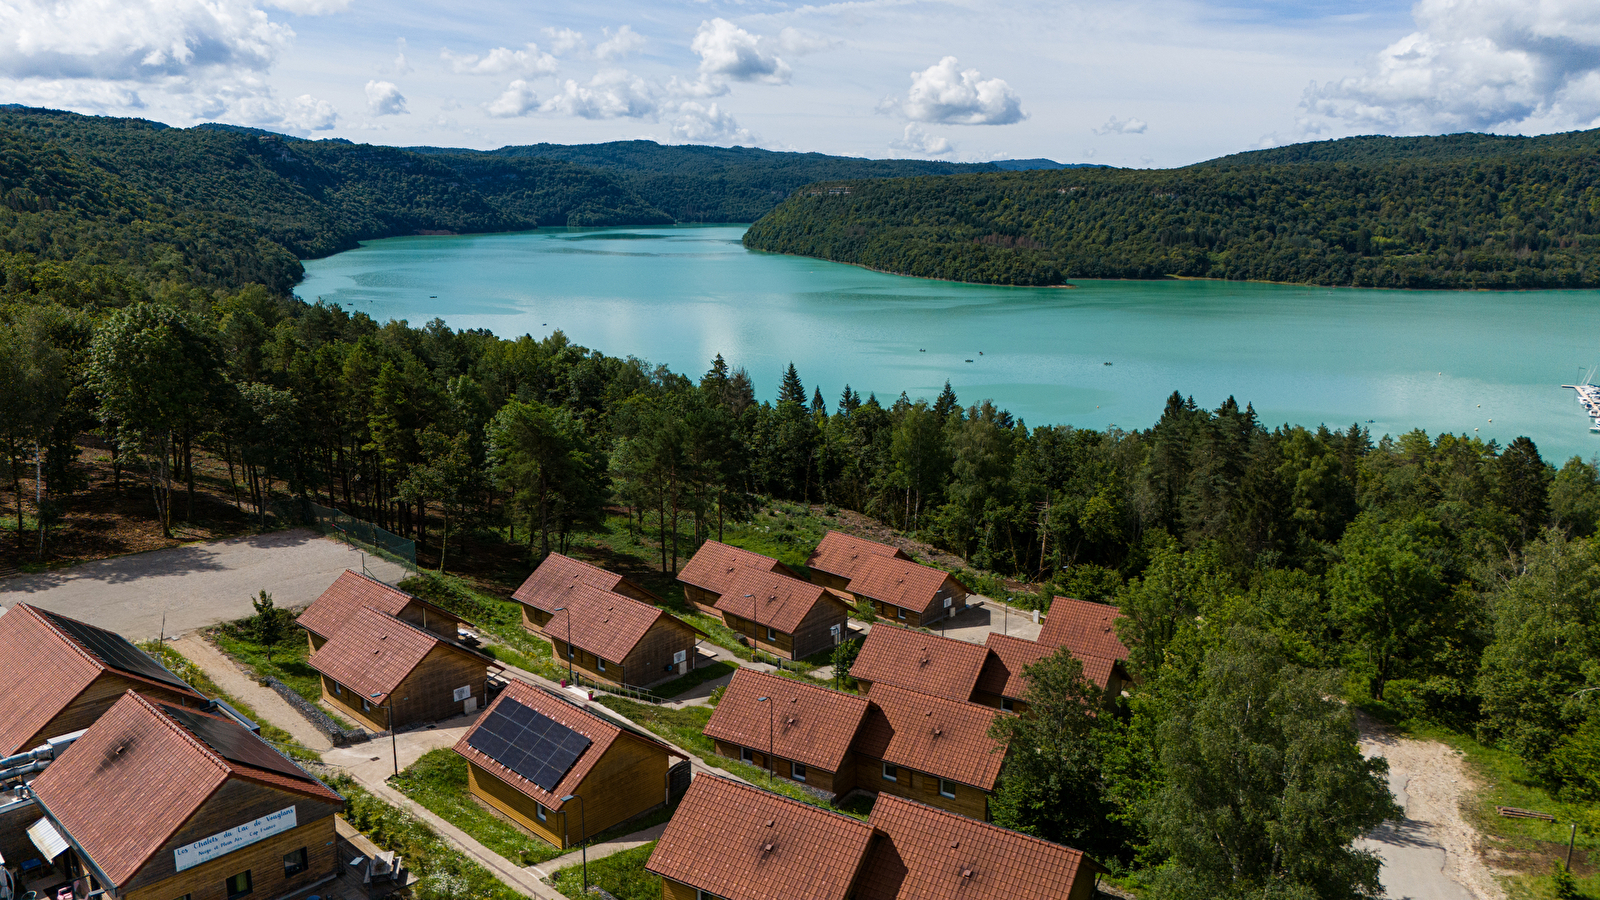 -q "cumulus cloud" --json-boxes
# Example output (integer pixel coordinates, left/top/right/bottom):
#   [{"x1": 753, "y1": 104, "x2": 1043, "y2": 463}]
[
  {"x1": 1306, "y1": 0, "x2": 1600, "y2": 133},
  {"x1": 692, "y1": 19, "x2": 790, "y2": 85},
  {"x1": 776, "y1": 27, "x2": 835, "y2": 56},
  {"x1": 881, "y1": 57, "x2": 1025, "y2": 125},
  {"x1": 283, "y1": 93, "x2": 337, "y2": 129},
  {"x1": 889, "y1": 123, "x2": 952, "y2": 155},
  {"x1": 672, "y1": 101, "x2": 752, "y2": 144},
  {"x1": 262, "y1": 0, "x2": 349, "y2": 13},
  {"x1": 0, "y1": 78, "x2": 145, "y2": 110},
  {"x1": 441, "y1": 44, "x2": 557, "y2": 76},
  {"x1": 541, "y1": 69, "x2": 657, "y2": 119},
  {"x1": 485, "y1": 79, "x2": 539, "y2": 117},
  {"x1": 596, "y1": 26, "x2": 645, "y2": 61},
  {"x1": 365, "y1": 79, "x2": 407, "y2": 115},
  {"x1": 0, "y1": 0, "x2": 291, "y2": 81},
  {"x1": 392, "y1": 37, "x2": 412, "y2": 75},
  {"x1": 1095, "y1": 115, "x2": 1147, "y2": 134},
  {"x1": 666, "y1": 74, "x2": 730, "y2": 99},
  {"x1": 543, "y1": 27, "x2": 586, "y2": 55}
]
